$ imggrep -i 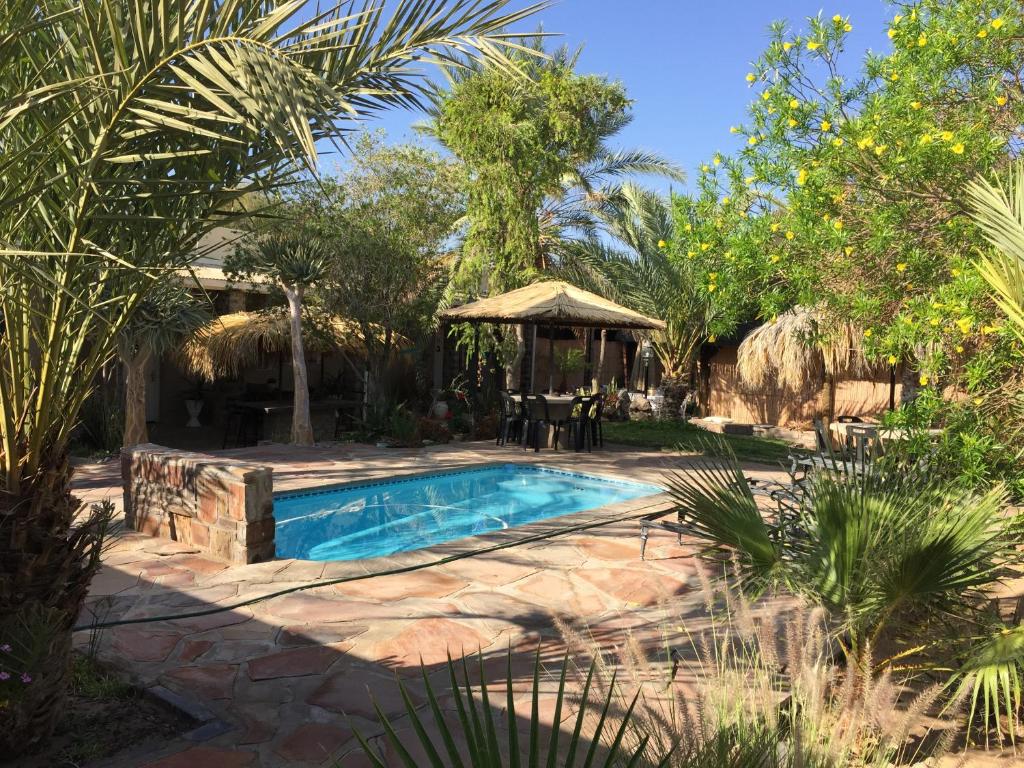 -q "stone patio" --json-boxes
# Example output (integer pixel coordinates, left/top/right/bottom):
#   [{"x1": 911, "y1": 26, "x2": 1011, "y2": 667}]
[{"x1": 69, "y1": 442, "x2": 796, "y2": 766}]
